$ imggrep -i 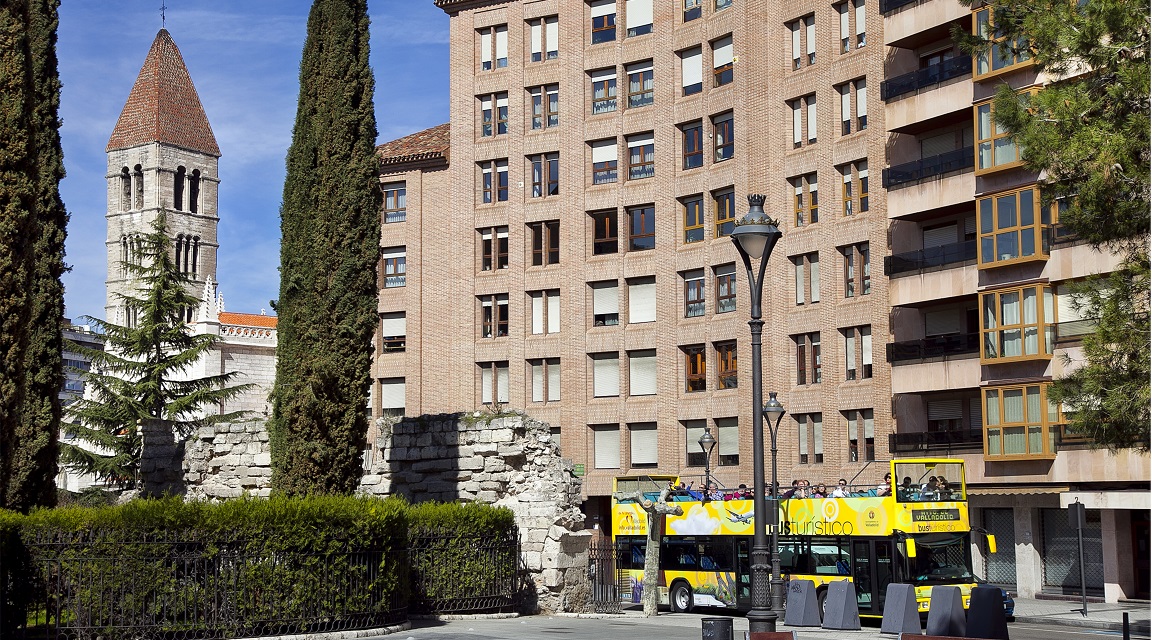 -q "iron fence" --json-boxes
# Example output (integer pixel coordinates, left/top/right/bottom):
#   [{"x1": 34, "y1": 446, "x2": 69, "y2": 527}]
[
  {"x1": 407, "y1": 531, "x2": 520, "y2": 614},
  {"x1": 588, "y1": 540, "x2": 622, "y2": 614}
]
